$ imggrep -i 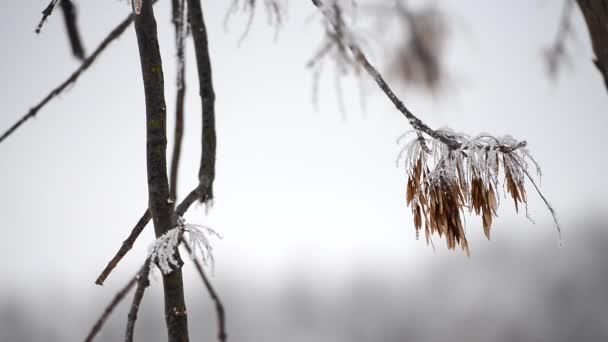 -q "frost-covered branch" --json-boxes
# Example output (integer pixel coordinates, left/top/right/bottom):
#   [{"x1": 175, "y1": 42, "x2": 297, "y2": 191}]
[
  {"x1": 310, "y1": 0, "x2": 460, "y2": 149},
  {"x1": 311, "y1": 0, "x2": 560, "y2": 253},
  {"x1": 148, "y1": 217, "x2": 220, "y2": 275},
  {"x1": 224, "y1": 0, "x2": 285, "y2": 43},
  {"x1": 95, "y1": 182, "x2": 209, "y2": 286},
  {"x1": 399, "y1": 131, "x2": 561, "y2": 254},
  {"x1": 307, "y1": 1, "x2": 363, "y2": 113}
]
